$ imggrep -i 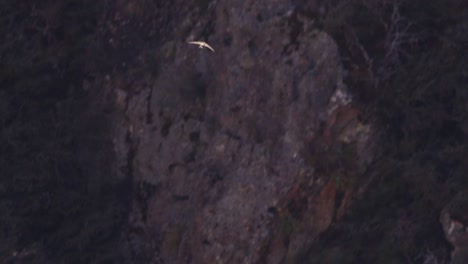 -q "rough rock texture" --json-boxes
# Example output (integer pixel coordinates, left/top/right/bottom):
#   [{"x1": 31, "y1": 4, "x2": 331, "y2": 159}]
[
  {"x1": 441, "y1": 192, "x2": 468, "y2": 264},
  {"x1": 102, "y1": 0, "x2": 376, "y2": 263},
  {"x1": 3, "y1": 0, "x2": 468, "y2": 263}
]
